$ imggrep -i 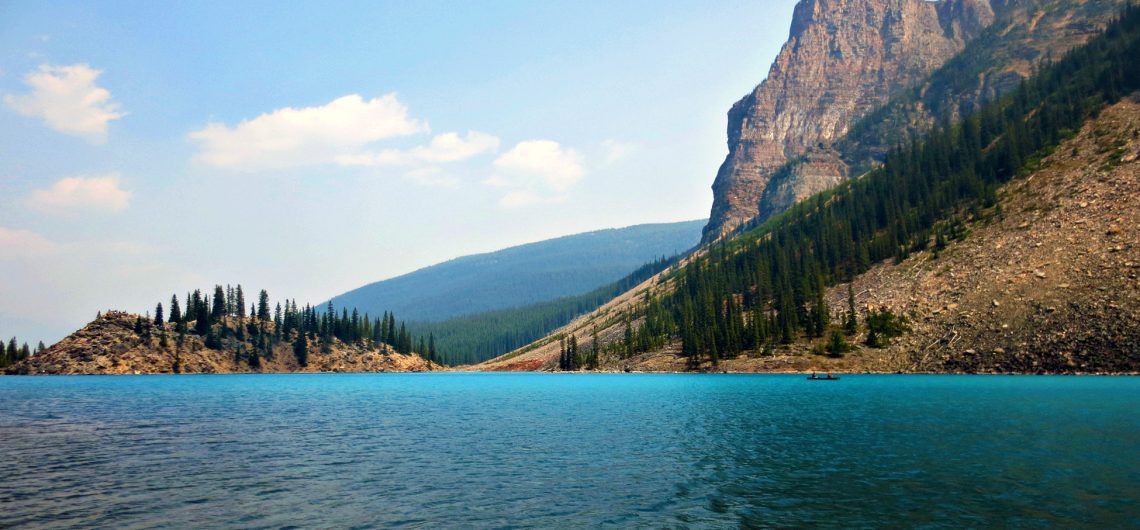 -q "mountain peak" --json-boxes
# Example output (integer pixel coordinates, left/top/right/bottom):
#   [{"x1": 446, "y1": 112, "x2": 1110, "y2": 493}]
[{"x1": 703, "y1": 0, "x2": 995, "y2": 243}]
